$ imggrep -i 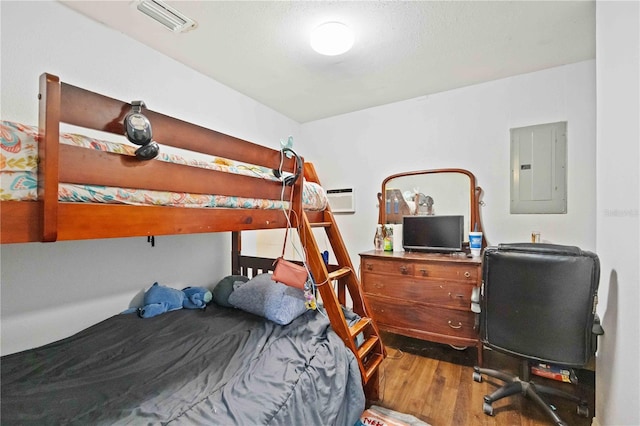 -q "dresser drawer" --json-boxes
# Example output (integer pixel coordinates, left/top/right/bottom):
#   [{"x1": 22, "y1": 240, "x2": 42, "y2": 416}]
[
  {"x1": 361, "y1": 258, "x2": 414, "y2": 276},
  {"x1": 362, "y1": 274, "x2": 474, "y2": 309},
  {"x1": 367, "y1": 295, "x2": 477, "y2": 339},
  {"x1": 362, "y1": 257, "x2": 479, "y2": 282},
  {"x1": 413, "y1": 262, "x2": 479, "y2": 282}
]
